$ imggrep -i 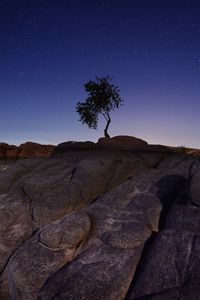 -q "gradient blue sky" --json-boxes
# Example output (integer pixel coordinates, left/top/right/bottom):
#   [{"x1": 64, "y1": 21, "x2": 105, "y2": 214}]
[{"x1": 1, "y1": 0, "x2": 200, "y2": 147}]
